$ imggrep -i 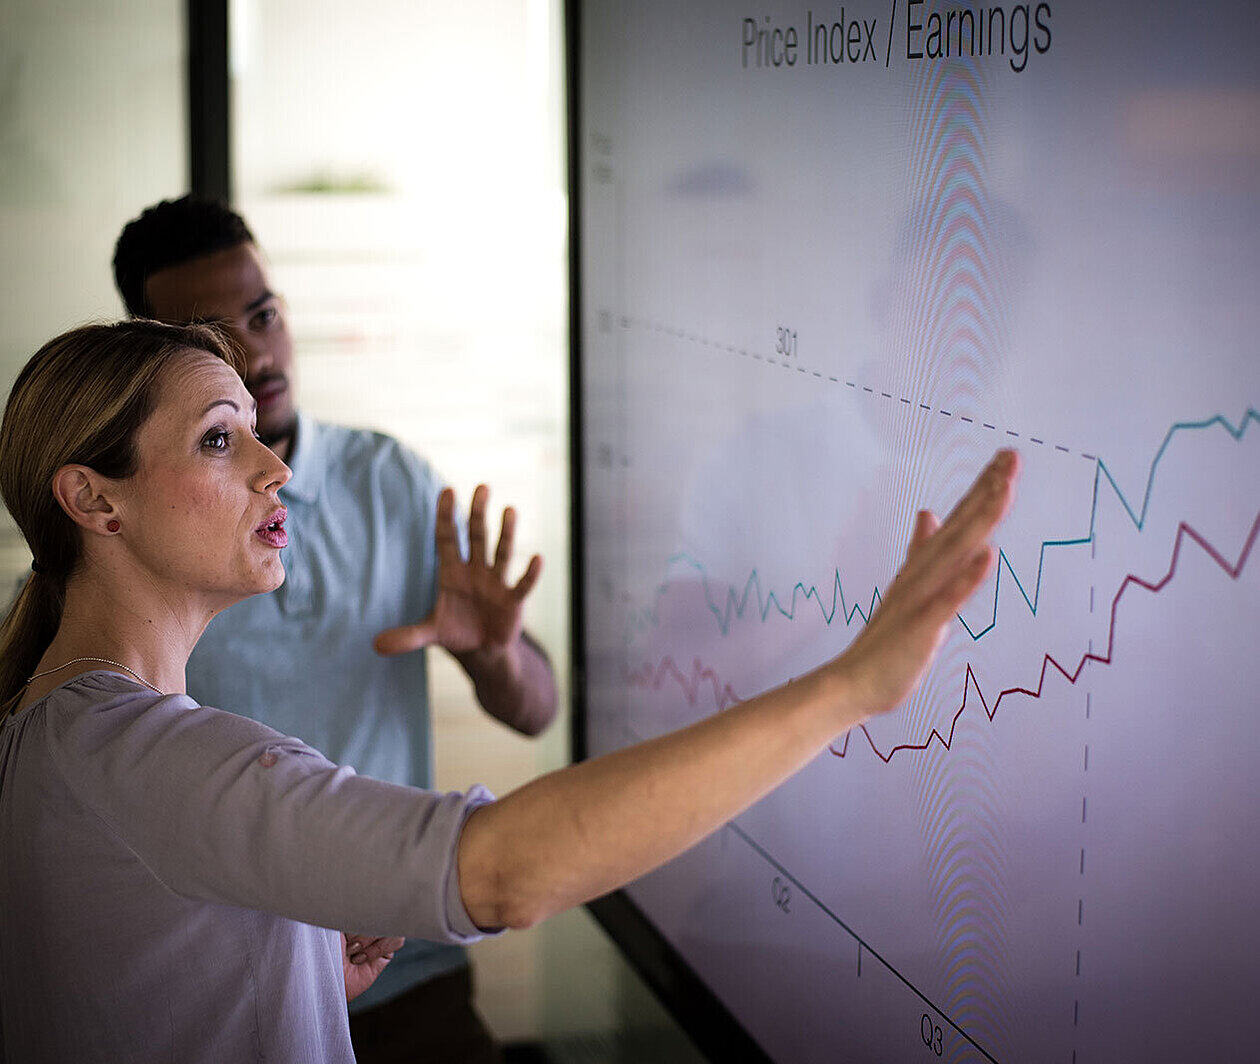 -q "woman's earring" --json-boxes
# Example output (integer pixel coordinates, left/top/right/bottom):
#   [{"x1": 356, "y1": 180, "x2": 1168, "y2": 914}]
[{"x1": 106, "y1": 519, "x2": 120, "y2": 533}]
